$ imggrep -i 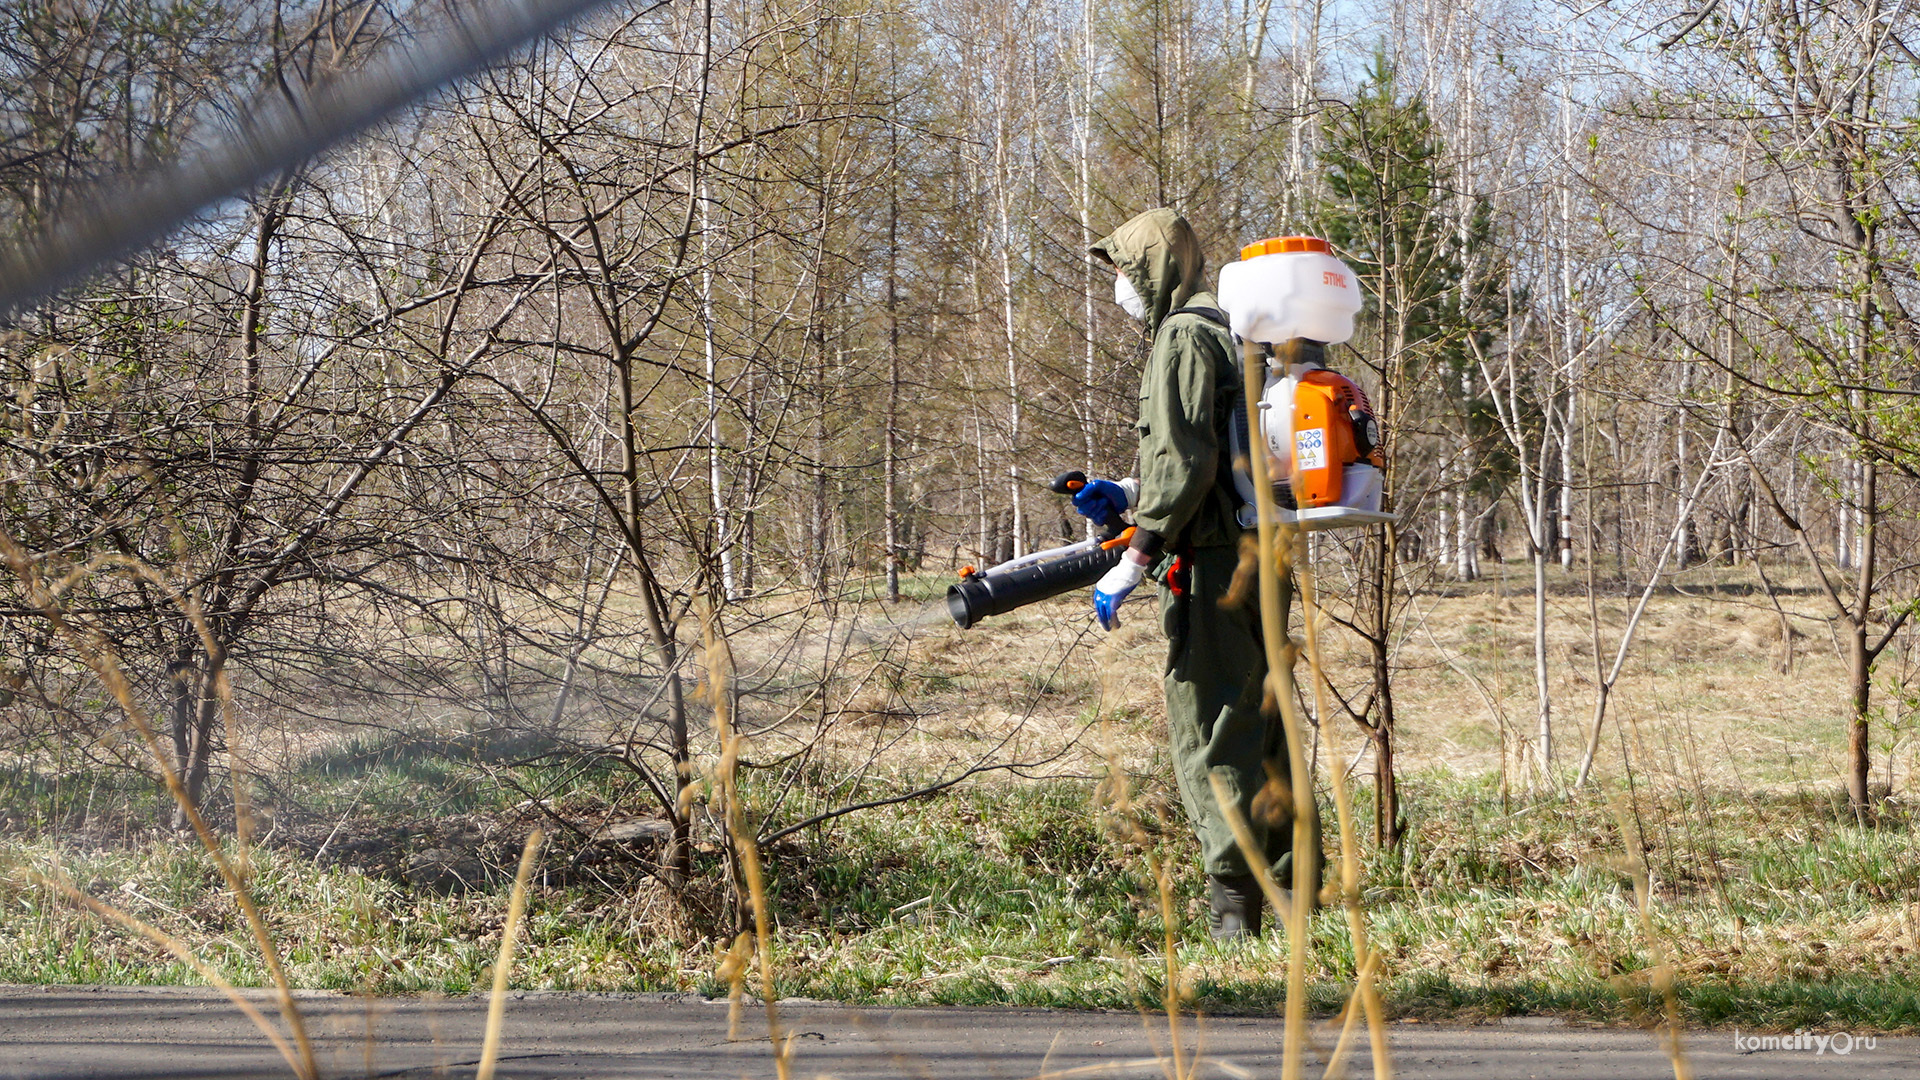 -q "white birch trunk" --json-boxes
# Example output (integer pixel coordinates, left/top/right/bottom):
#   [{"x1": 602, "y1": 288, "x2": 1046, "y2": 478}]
[
  {"x1": 1076, "y1": 0, "x2": 1099, "y2": 539},
  {"x1": 1557, "y1": 83, "x2": 1577, "y2": 570},
  {"x1": 994, "y1": 109, "x2": 1025, "y2": 560},
  {"x1": 1477, "y1": 287, "x2": 1556, "y2": 784},
  {"x1": 700, "y1": 178, "x2": 734, "y2": 599},
  {"x1": 1676, "y1": 362, "x2": 1693, "y2": 570}
]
